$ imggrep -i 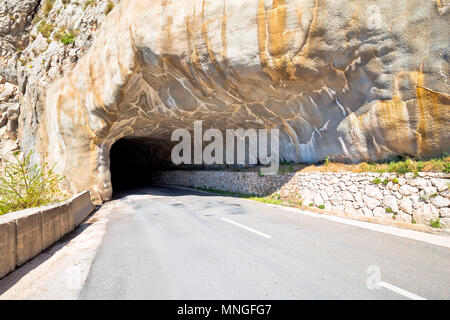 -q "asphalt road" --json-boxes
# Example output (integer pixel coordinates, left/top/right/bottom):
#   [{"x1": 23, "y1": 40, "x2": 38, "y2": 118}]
[{"x1": 78, "y1": 185, "x2": 450, "y2": 300}]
